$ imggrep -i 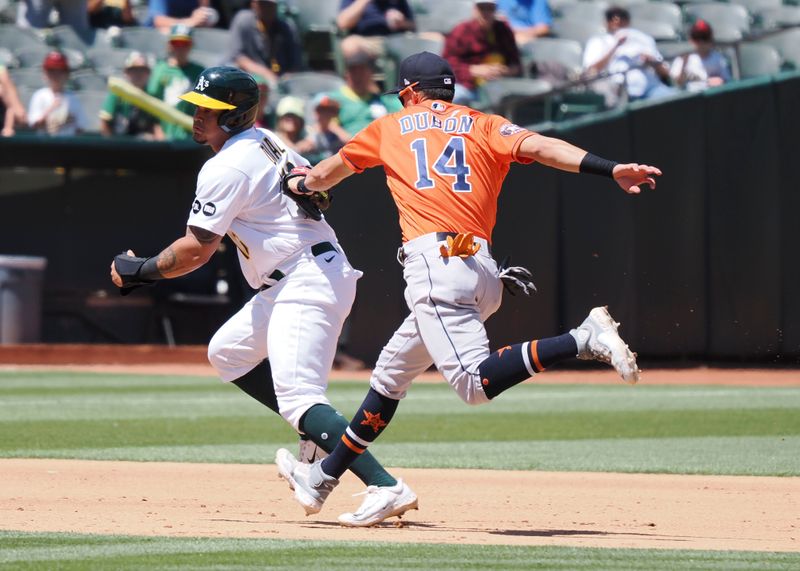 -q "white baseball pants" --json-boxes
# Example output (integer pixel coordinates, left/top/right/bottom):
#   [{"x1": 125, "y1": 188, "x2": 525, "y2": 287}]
[
  {"x1": 208, "y1": 251, "x2": 361, "y2": 431},
  {"x1": 370, "y1": 233, "x2": 503, "y2": 405}
]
